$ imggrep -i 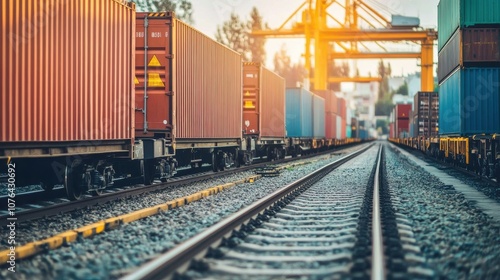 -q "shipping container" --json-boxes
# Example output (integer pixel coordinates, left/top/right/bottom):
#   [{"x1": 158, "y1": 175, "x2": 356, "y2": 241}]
[
  {"x1": 396, "y1": 119, "x2": 410, "y2": 137},
  {"x1": 313, "y1": 90, "x2": 338, "y2": 114},
  {"x1": 439, "y1": 68, "x2": 500, "y2": 135},
  {"x1": 395, "y1": 104, "x2": 412, "y2": 119},
  {"x1": 336, "y1": 116, "x2": 342, "y2": 139},
  {"x1": 438, "y1": 27, "x2": 500, "y2": 82},
  {"x1": 346, "y1": 125, "x2": 352, "y2": 138},
  {"x1": 413, "y1": 92, "x2": 439, "y2": 137},
  {"x1": 351, "y1": 118, "x2": 359, "y2": 138},
  {"x1": 135, "y1": 13, "x2": 242, "y2": 142},
  {"x1": 341, "y1": 118, "x2": 347, "y2": 139},
  {"x1": 325, "y1": 113, "x2": 338, "y2": 139},
  {"x1": 313, "y1": 95, "x2": 326, "y2": 138},
  {"x1": 286, "y1": 88, "x2": 313, "y2": 137},
  {"x1": 438, "y1": 0, "x2": 500, "y2": 50},
  {"x1": 391, "y1": 15, "x2": 419, "y2": 28},
  {"x1": 242, "y1": 63, "x2": 286, "y2": 138},
  {"x1": 338, "y1": 98, "x2": 347, "y2": 119},
  {"x1": 0, "y1": 0, "x2": 135, "y2": 158},
  {"x1": 389, "y1": 123, "x2": 395, "y2": 138}
]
